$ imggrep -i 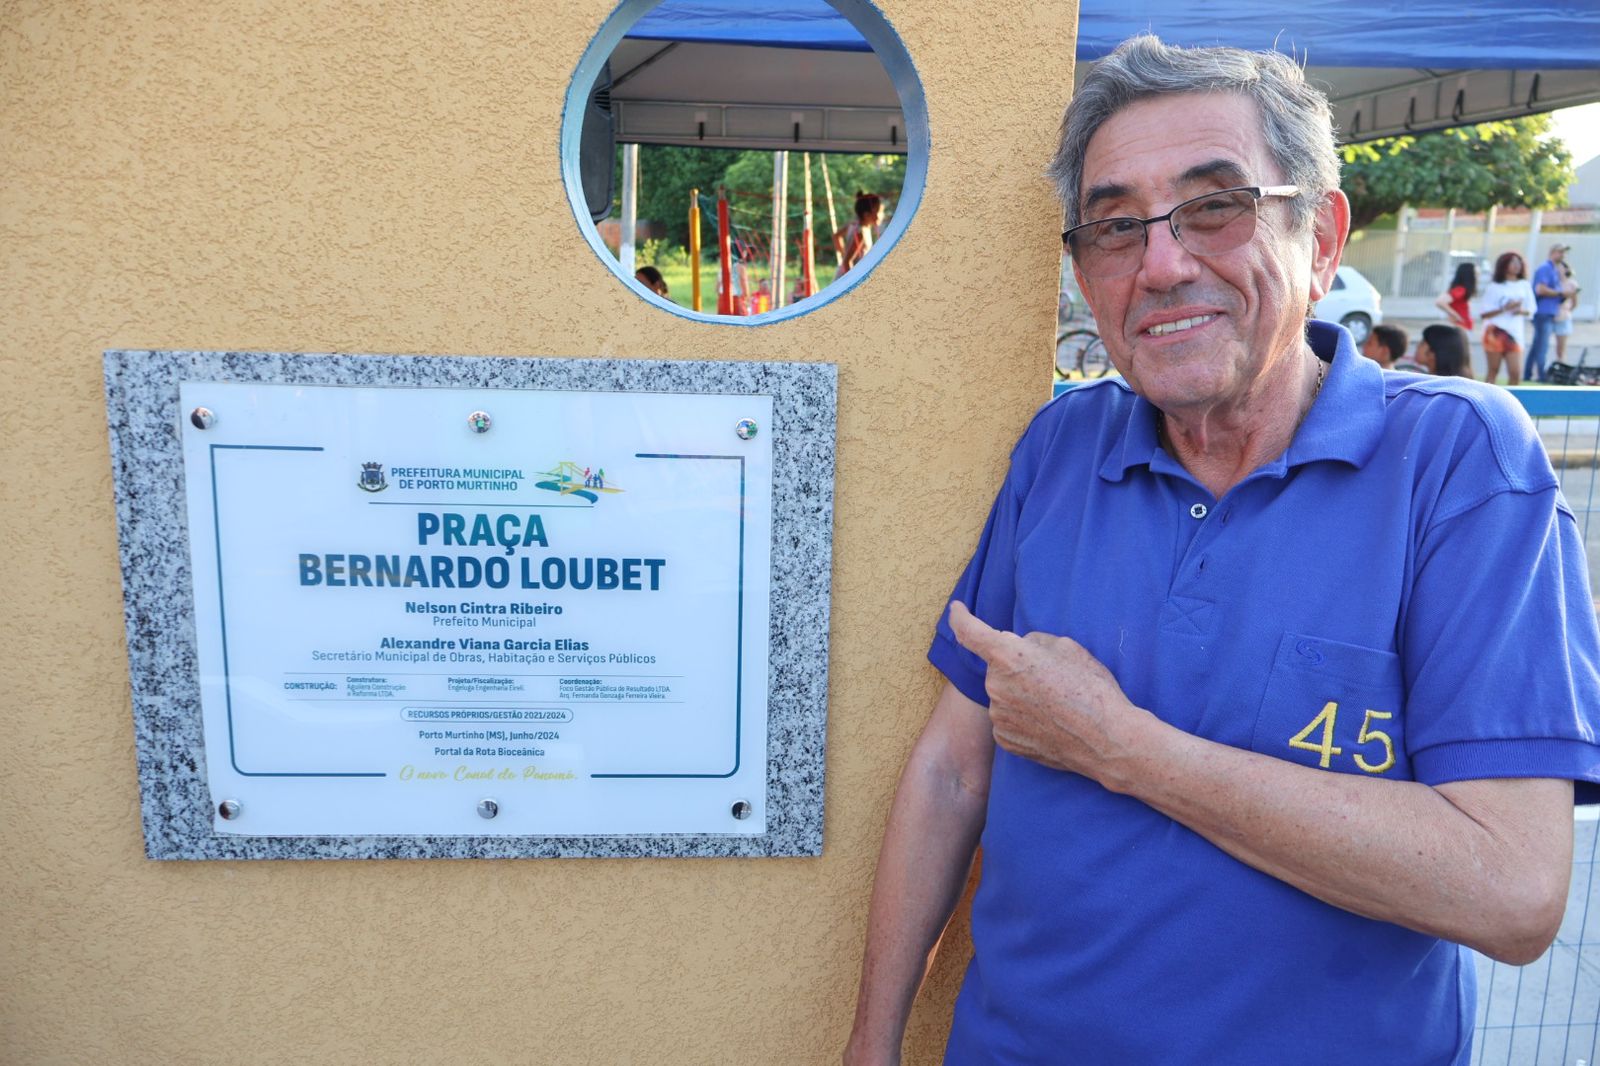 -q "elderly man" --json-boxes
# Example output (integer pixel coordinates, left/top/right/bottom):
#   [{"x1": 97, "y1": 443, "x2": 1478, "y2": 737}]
[{"x1": 844, "y1": 36, "x2": 1600, "y2": 1066}]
